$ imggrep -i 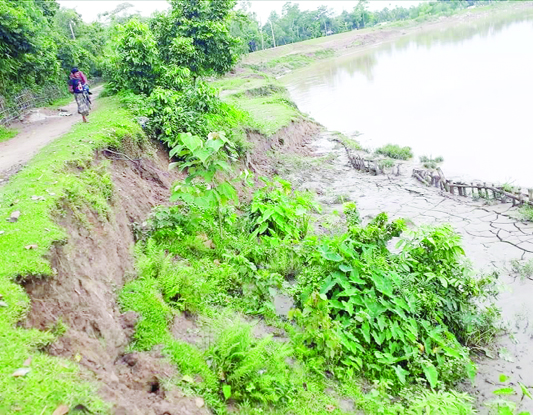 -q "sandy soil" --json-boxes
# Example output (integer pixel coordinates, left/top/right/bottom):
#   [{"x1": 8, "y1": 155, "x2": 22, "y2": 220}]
[
  {"x1": 282, "y1": 132, "x2": 533, "y2": 413},
  {"x1": 0, "y1": 85, "x2": 103, "y2": 184}
]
